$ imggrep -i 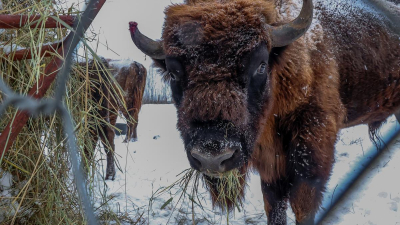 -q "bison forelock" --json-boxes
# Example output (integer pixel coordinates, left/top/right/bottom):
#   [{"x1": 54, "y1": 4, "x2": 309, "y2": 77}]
[{"x1": 163, "y1": 0, "x2": 277, "y2": 58}]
